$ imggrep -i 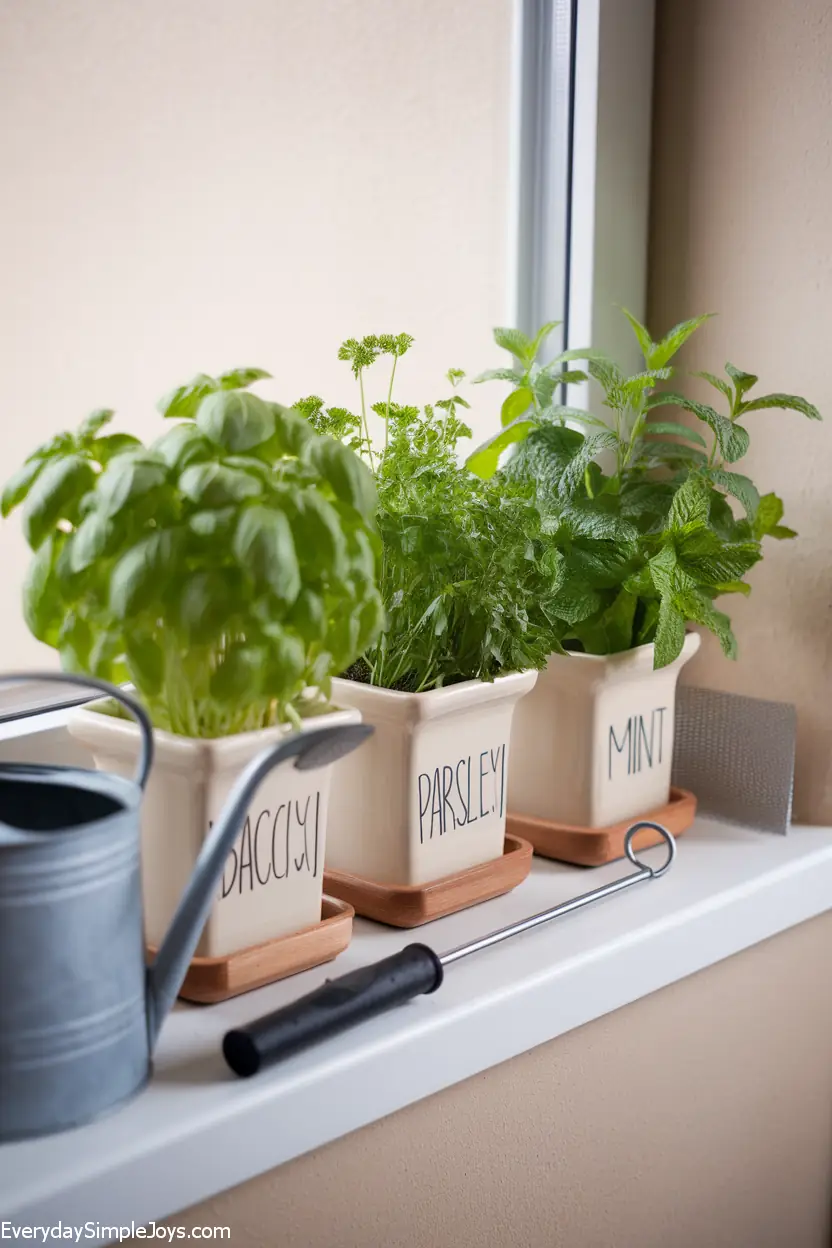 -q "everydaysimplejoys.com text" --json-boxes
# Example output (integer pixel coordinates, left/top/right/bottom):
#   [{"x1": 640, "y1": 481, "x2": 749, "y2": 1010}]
[{"x1": 0, "y1": 1224, "x2": 230, "y2": 1243}]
